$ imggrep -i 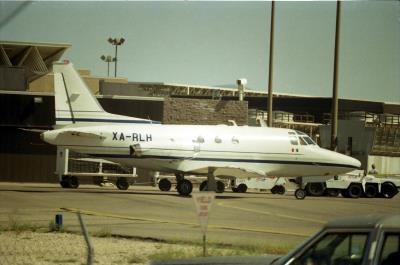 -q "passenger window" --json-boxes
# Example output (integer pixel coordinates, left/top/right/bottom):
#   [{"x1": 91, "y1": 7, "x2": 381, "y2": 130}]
[
  {"x1": 232, "y1": 137, "x2": 239, "y2": 144},
  {"x1": 293, "y1": 233, "x2": 369, "y2": 265},
  {"x1": 290, "y1": 135, "x2": 298, "y2": 145},
  {"x1": 215, "y1": 136, "x2": 222, "y2": 144},
  {"x1": 379, "y1": 233, "x2": 400, "y2": 265},
  {"x1": 193, "y1": 136, "x2": 204, "y2": 143}
]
